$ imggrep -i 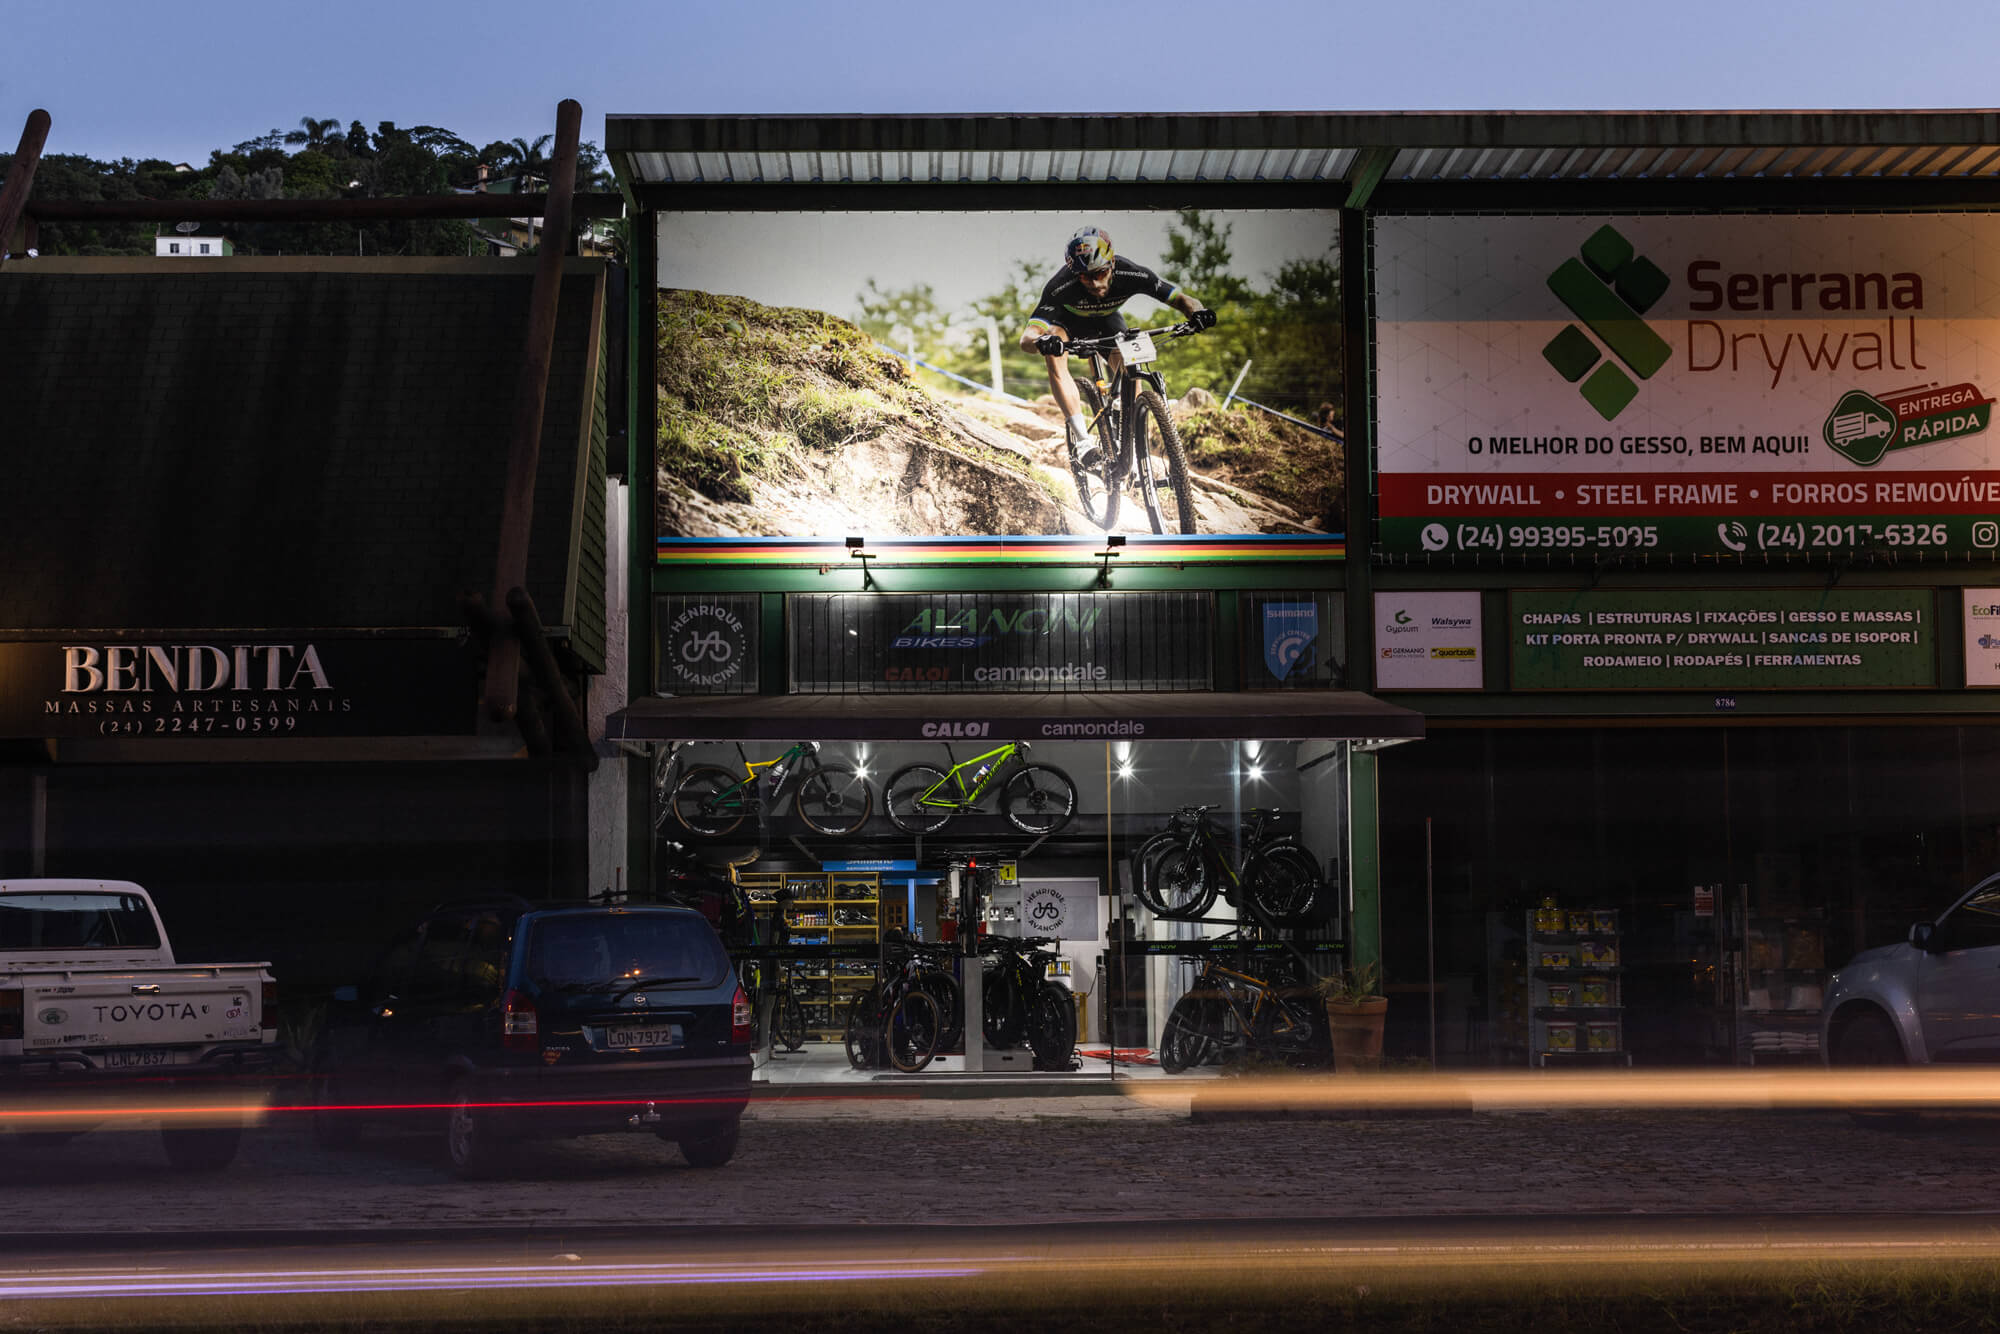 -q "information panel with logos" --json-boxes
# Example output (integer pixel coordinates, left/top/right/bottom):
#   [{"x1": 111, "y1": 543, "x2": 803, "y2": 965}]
[{"x1": 1508, "y1": 589, "x2": 1936, "y2": 690}]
